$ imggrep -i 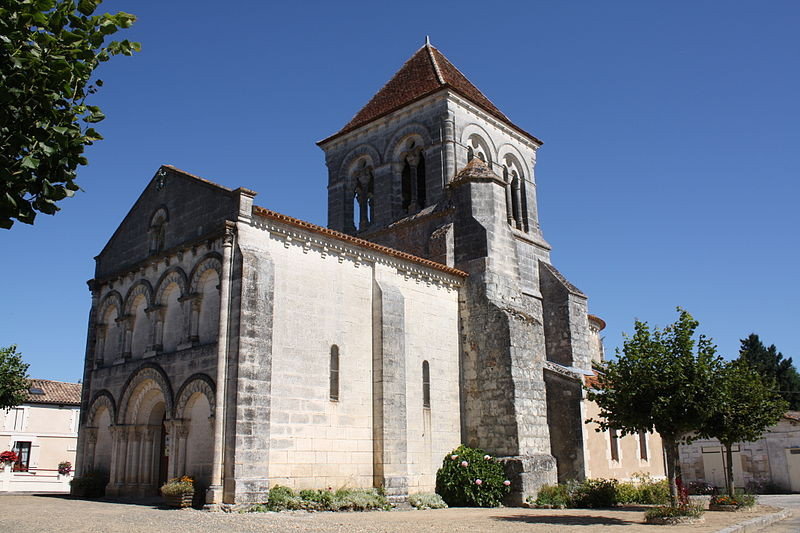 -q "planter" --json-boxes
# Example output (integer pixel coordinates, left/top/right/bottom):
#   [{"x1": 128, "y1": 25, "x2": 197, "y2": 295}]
[
  {"x1": 709, "y1": 503, "x2": 739, "y2": 512},
  {"x1": 163, "y1": 491, "x2": 194, "y2": 508}
]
